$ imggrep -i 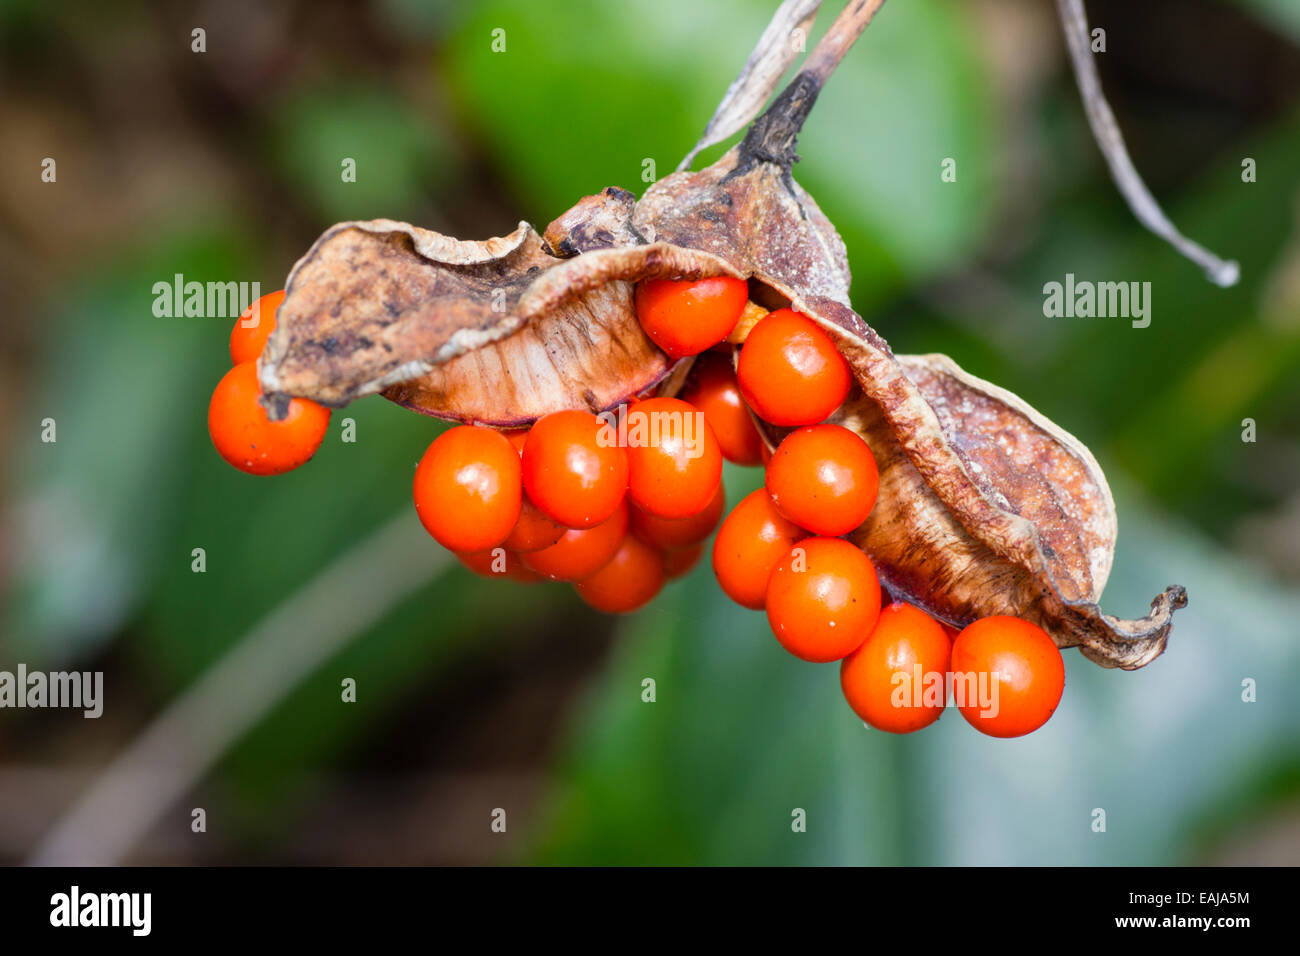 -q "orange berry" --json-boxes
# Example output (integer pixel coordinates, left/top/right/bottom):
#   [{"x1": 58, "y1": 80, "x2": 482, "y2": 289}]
[
  {"x1": 505, "y1": 498, "x2": 566, "y2": 553},
  {"x1": 841, "y1": 603, "x2": 951, "y2": 733},
  {"x1": 229, "y1": 290, "x2": 285, "y2": 365},
  {"x1": 522, "y1": 502, "x2": 628, "y2": 582},
  {"x1": 737, "y1": 308, "x2": 851, "y2": 426},
  {"x1": 951, "y1": 616, "x2": 1065, "y2": 738},
  {"x1": 634, "y1": 276, "x2": 749, "y2": 358},
  {"x1": 680, "y1": 353, "x2": 764, "y2": 466},
  {"x1": 500, "y1": 429, "x2": 565, "y2": 552},
  {"x1": 765, "y1": 537, "x2": 880, "y2": 663},
  {"x1": 664, "y1": 543, "x2": 703, "y2": 580},
  {"x1": 711, "y1": 489, "x2": 807, "y2": 610},
  {"x1": 625, "y1": 397, "x2": 722, "y2": 518},
  {"x1": 208, "y1": 361, "x2": 330, "y2": 476},
  {"x1": 574, "y1": 534, "x2": 665, "y2": 613},
  {"x1": 765, "y1": 424, "x2": 879, "y2": 536},
  {"x1": 522, "y1": 410, "x2": 627, "y2": 529},
  {"x1": 630, "y1": 481, "x2": 724, "y2": 551},
  {"x1": 457, "y1": 547, "x2": 540, "y2": 583},
  {"x1": 413, "y1": 426, "x2": 522, "y2": 553}
]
